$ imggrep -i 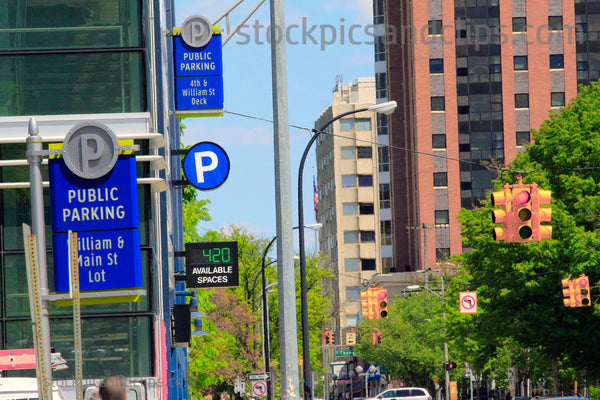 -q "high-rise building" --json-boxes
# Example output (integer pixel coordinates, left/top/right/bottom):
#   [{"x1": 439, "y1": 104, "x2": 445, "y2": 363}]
[
  {"x1": 375, "y1": 0, "x2": 593, "y2": 271},
  {"x1": 315, "y1": 77, "x2": 381, "y2": 332},
  {"x1": 0, "y1": 1, "x2": 189, "y2": 399}
]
